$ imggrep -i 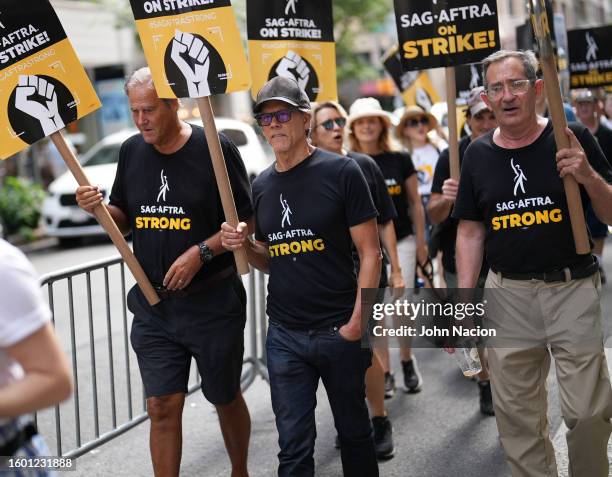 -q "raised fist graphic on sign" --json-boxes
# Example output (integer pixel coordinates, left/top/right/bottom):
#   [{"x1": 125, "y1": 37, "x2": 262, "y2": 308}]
[
  {"x1": 15, "y1": 75, "x2": 65, "y2": 136},
  {"x1": 171, "y1": 30, "x2": 211, "y2": 97},
  {"x1": 276, "y1": 50, "x2": 310, "y2": 91}
]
